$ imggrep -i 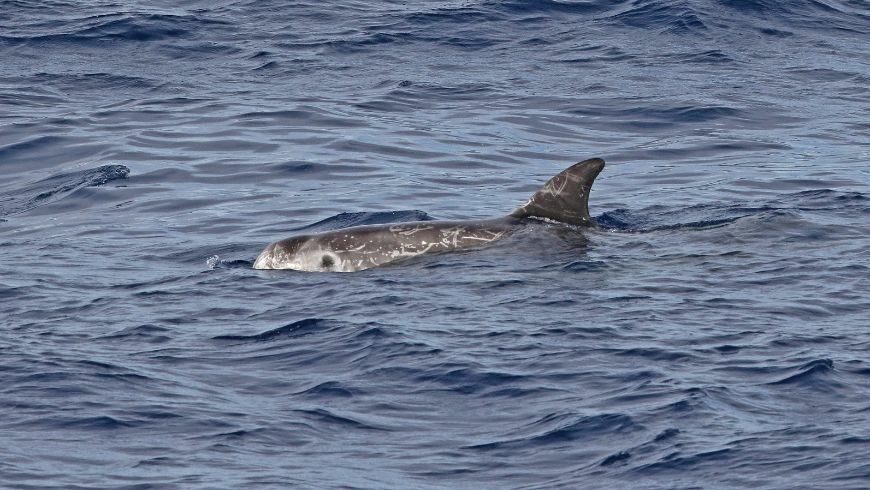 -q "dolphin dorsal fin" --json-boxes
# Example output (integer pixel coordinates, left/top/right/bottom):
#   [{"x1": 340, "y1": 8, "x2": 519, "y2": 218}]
[{"x1": 510, "y1": 158, "x2": 605, "y2": 227}]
